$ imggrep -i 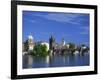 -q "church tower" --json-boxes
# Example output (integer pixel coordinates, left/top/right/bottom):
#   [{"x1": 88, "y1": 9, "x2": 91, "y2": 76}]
[
  {"x1": 62, "y1": 38, "x2": 65, "y2": 46},
  {"x1": 28, "y1": 33, "x2": 34, "y2": 51}
]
